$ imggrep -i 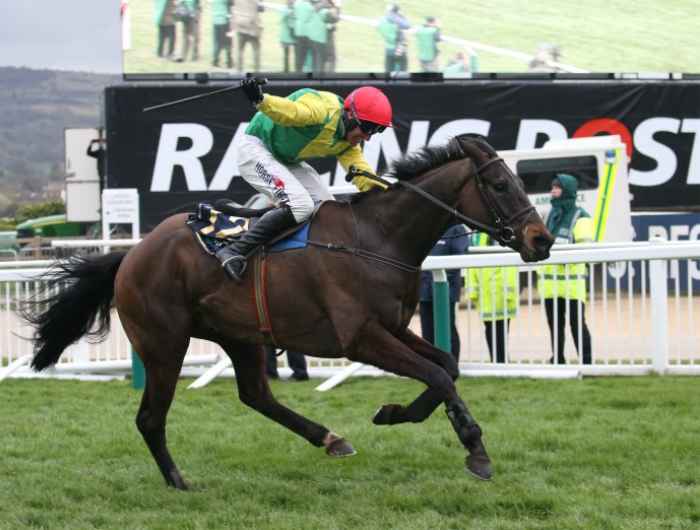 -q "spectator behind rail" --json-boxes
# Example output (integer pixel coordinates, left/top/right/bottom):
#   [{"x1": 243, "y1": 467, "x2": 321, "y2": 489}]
[{"x1": 537, "y1": 174, "x2": 593, "y2": 365}]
